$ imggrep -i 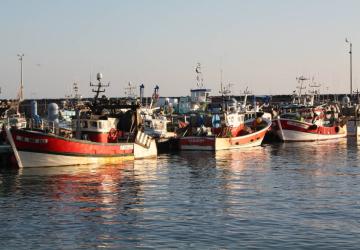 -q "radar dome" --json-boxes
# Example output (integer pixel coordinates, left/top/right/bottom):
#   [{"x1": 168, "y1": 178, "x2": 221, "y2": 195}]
[
  {"x1": 48, "y1": 103, "x2": 59, "y2": 123},
  {"x1": 342, "y1": 95, "x2": 350, "y2": 105}
]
